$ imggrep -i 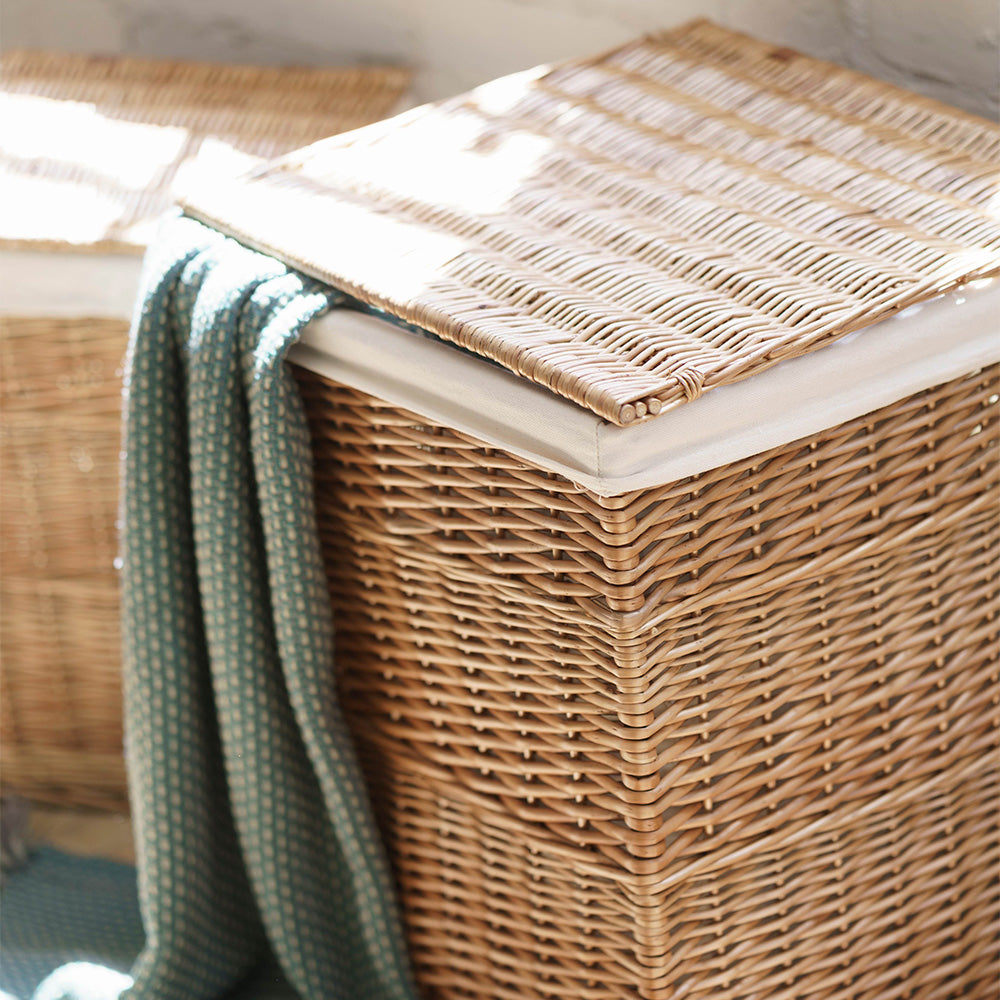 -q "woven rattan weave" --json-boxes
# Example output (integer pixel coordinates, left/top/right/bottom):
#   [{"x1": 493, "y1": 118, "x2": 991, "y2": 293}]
[
  {"x1": 0, "y1": 53, "x2": 410, "y2": 808},
  {"x1": 295, "y1": 361, "x2": 999, "y2": 1000},
  {"x1": 187, "y1": 18, "x2": 1000, "y2": 426},
  {"x1": 1, "y1": 317, "x2": 128, "y2": 809}
]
